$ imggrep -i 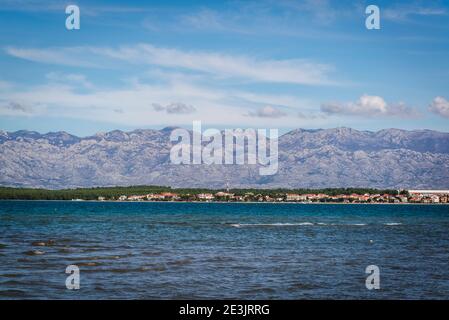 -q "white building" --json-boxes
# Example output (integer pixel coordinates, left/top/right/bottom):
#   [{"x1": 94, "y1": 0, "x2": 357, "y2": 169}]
[
  {"x1": 197, "y1": 193, "x2": 215, "y2": 200},
  {"x1": 286, "y1": 194, "x2": 307, "y2": 201}
]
